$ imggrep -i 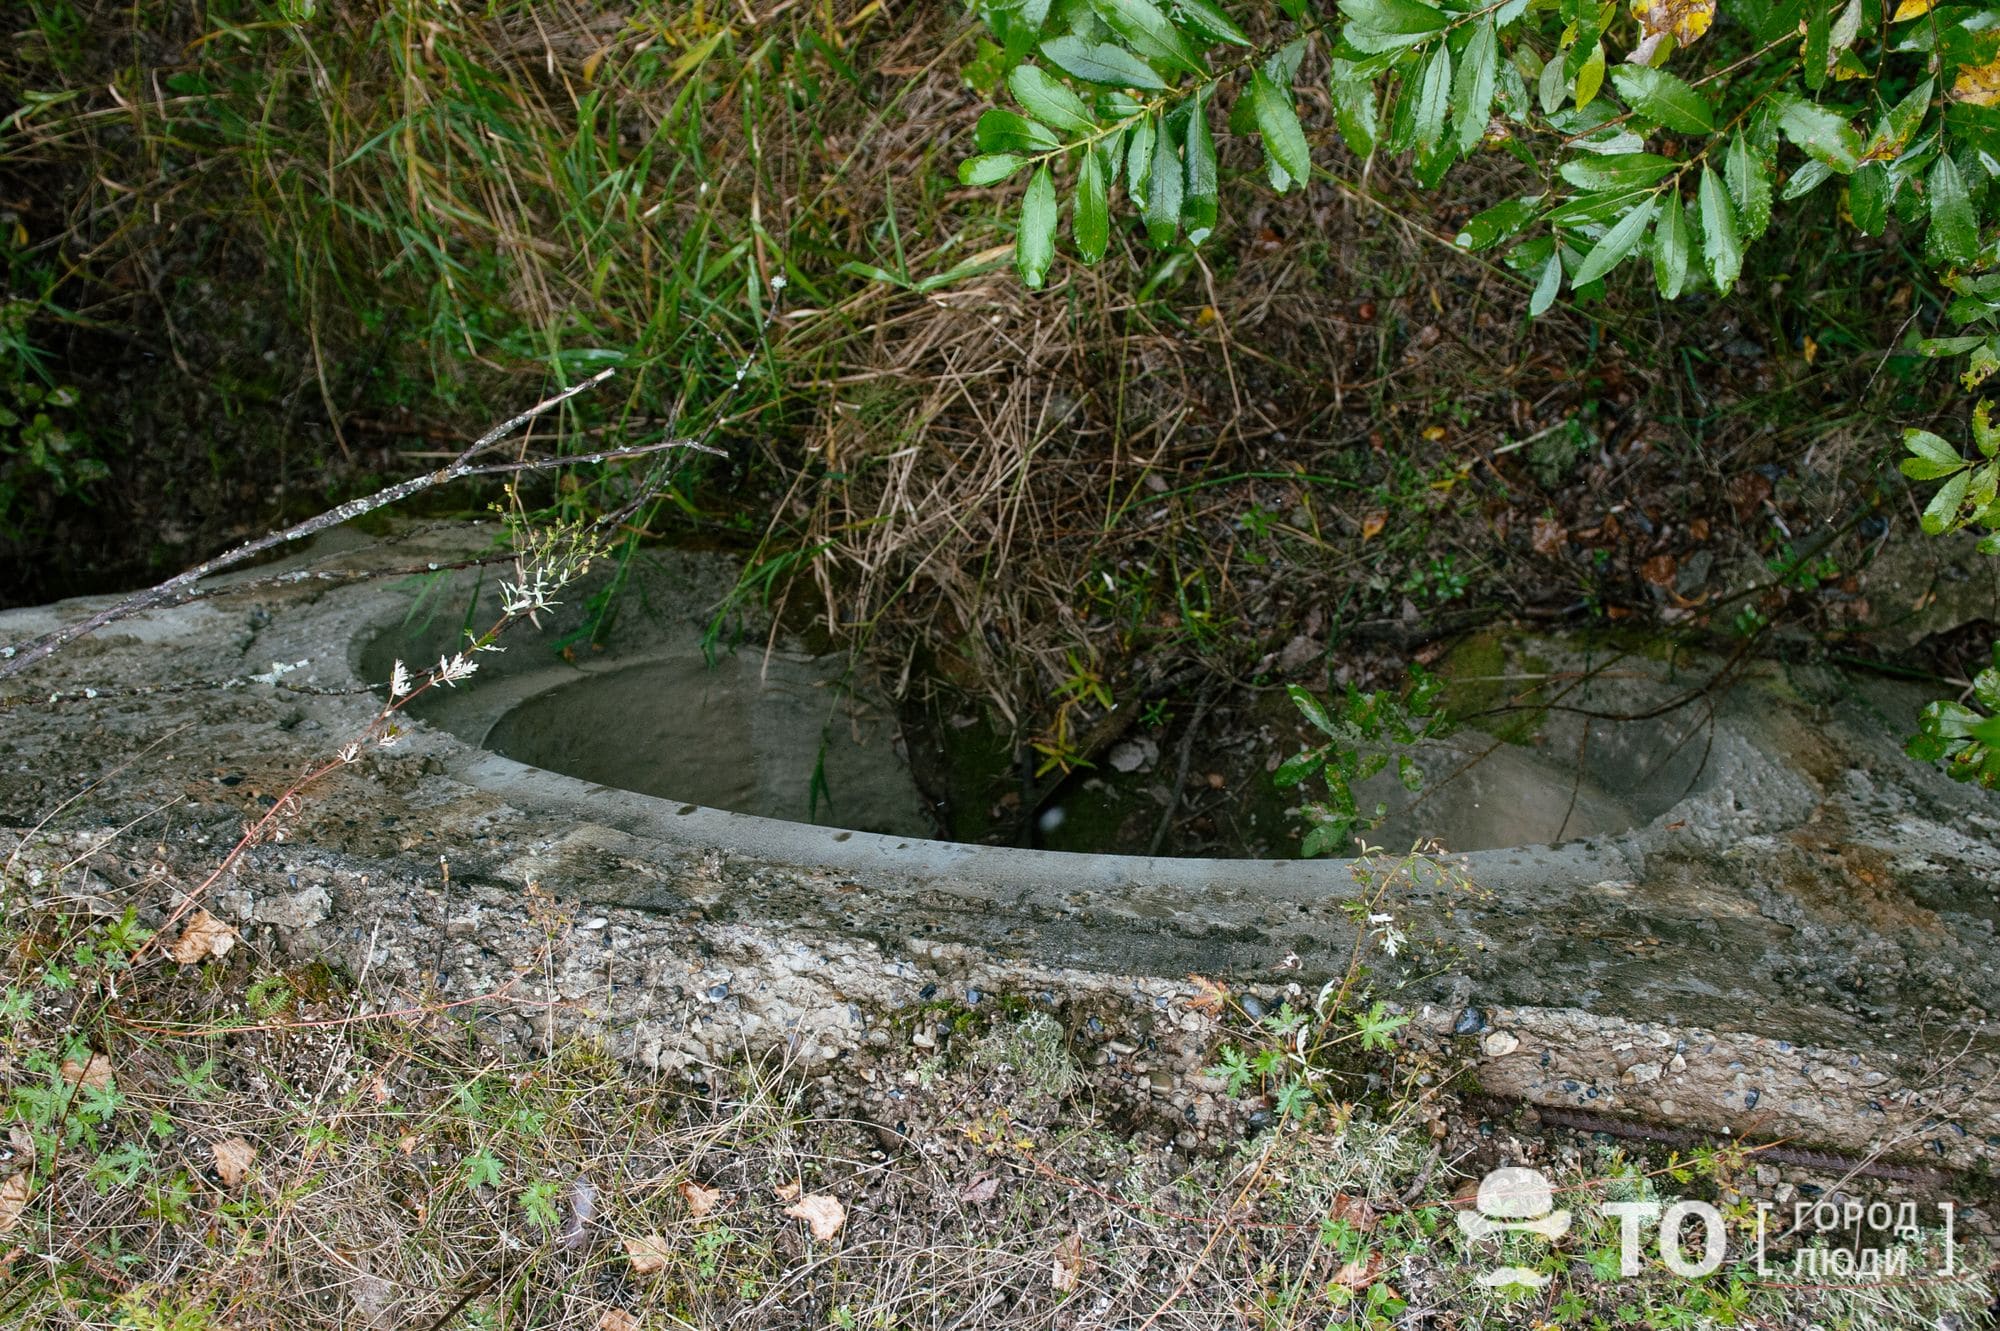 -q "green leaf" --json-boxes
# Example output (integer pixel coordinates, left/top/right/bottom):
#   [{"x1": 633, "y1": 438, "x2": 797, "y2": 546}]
[
  {"x1": 1252, "y1": 70, "x2": 1312, "y2": 191},
  {"x1": 1452, "y1": 18, "x2": 1498, "y2": 154},
  {"x1": 1126, "y1": 115, "x2": 1156, "y2": 205},
  {"x1": 976, "y1": 108, "x2": 1061, "y2": 154},
  {"x1": 1609, "y1": 65, "x2": 1712, "y2": 134},
  {"x1": 1572, "y1": 197, "x2": 1658, "y2": 287},
  {"x1": 1038, "y1": 36, "x2": 1167, "y2": 90},
  {"x1": 1780, "y1": 159, "x2": 1833, "y2": 201},
  {"x1": 1183, "y1": 94, "x2": 1218, "y2": 243},
  {"x1": 1144, "y1": 113, "x2": 1183, "y2": 246},
  {"x1": 1872, "y1": 77, "x2": 1932, "y2": 158},
  {"x1": 1803, "y1": 0, "x2": 1829, "y2": 91},
  {"x1": 1774, "y1": 96, "x2": 1861, "y2": 172},
  {"x1": 1698, "y1": 164, "x2": 1741, "y2": 294},
  {"x1": 1903, "y1": 428, "x2": 1966, "y2": 480},
  {"x1": 1455, "y1": 195, "x2": 1541, "y2": 249},
  {"x1": 959, "y1": 153, "x2": 1029, "y2": 187},
  {"x1": 1300, "y1": 822, "x2": 1348, "y2": 858},
  {"x1": 1288, "y1": 684, "x2": 1338, "y2": 736},
  {"x1": 1927, "y1": 153, "x2": 1978, "y2": 268},
  {"x1": 1539, "y1": 43, "x2": 1568, "y2": 113},
  {"x1": 1090, "y1": 0, "x2": 1204, "y2": 75},
  {"x1": 1338, "y1": 0, "x2": 1448, "y2": 51},
  {"x1": 1723, "y1": 135, "x2": 1772, "y2": 239},
  {"x1": 1331, "y1": 68, "x2": 1380, "y2": 157},
  {"x1": 1074, "y1": 148, "x2": 1110, "y2": 263},
  {"x1": 1848, "y1": 162, "x2": 1888, "y2": 236},
  {"x1": 1412, "y1": 41, "x2": 1452, "y2": 153},
  {"x1": 1923, "y1": 468, "x2": 1972, "y2": 536},
  {"x1": 1018, "y1": 164, "x2": 1058, "y2": 288},
  {"x1": 1171, "y1": 0, "x2": 1251, "y2": 45},
  {"x1": 1273, "y1": 749, "x2": 1325, "y2": 787},
  {"x1": 1652, "y1": 190, "x2": 1690, "y2": 299},
  {"x1": 1574, "y1": 41, "x2": 1605, "y2": 111},
  {"x1": 1529, "y1": 252, "x2": 1561, "y2": 315},
  {"x1": 1559, "y1": 152, "x2": 1677, "y2": 192},
  {"x1": 1007, "y1": 64, "x2": 1096, "y2": 134}
]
